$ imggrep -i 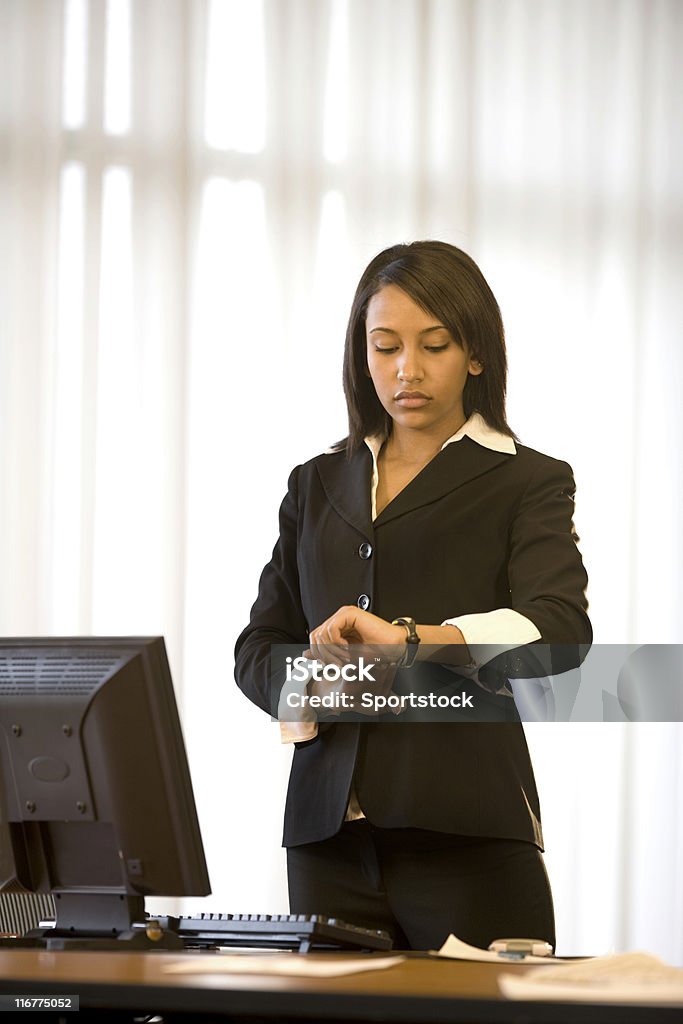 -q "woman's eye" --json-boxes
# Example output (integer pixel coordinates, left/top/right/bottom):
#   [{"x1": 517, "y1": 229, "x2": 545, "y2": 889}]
[
  {"x1": 425, "y1": 344, "x2": 449, "y2": 353},
  {"x1": 375, "y1": 347, "x2": 398, "y2": 354}
]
